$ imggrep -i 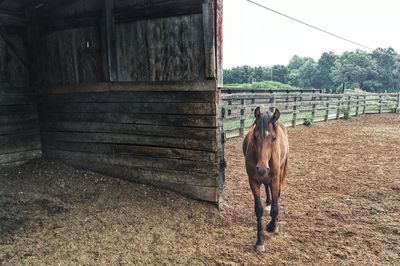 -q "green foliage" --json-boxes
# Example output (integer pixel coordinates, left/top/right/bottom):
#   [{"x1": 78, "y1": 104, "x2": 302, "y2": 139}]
[
  {"x1": 223, "y1": 47, "x2": 400, "y2": 93},
  {"x1": 304, "y1": 114, "x2": 313, "y2": 127},
  {"x1": 341, "y1": 108, "x2": 352, "y2": 120},
  {"x1": 224, "y1": 80, "x2": 294, "y2": 90}
]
